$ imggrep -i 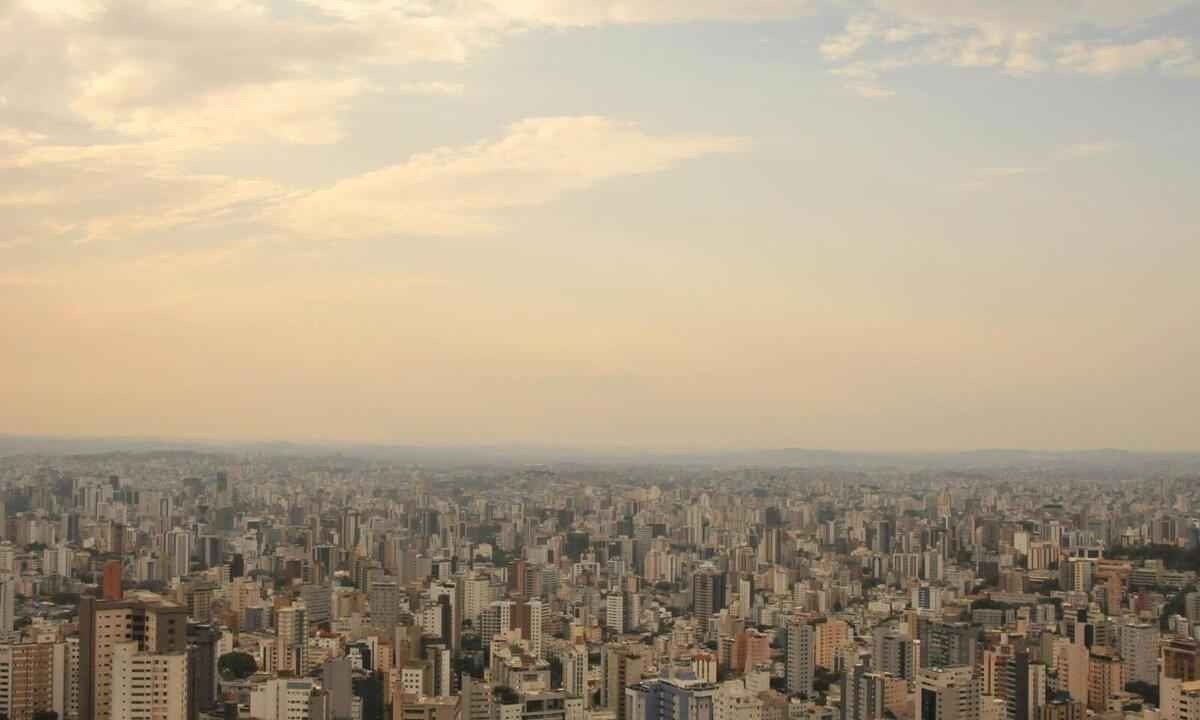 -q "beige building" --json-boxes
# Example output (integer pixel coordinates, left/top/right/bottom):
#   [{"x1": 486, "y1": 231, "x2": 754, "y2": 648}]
[
  {"x1": 0, "y1": 640, "x2": 65, "y2": 720},
  {"x1": 80, "y1": 592, "x2": 189, "y2": 720},
  {"x1": 110, "y1": 641, "x2": 188, "y2": 720},
  {"x1": 814, "y1": 619, "x2": 851, "y2": 670},
  {"x1": 1086, "y1": 652, "x2": 1122, "y2": 713},
  {"x1": 395, "y1": 693, "x2": 462, "y2": 720}
]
